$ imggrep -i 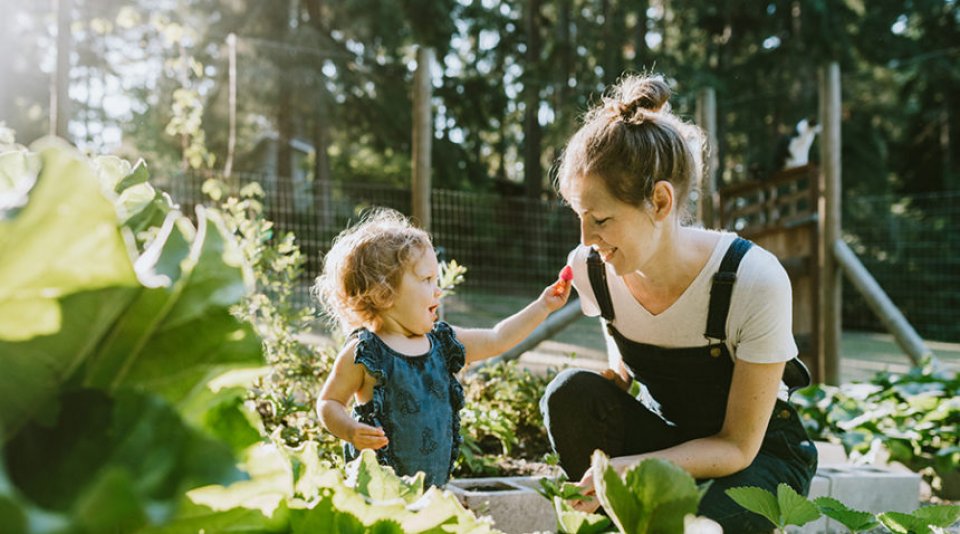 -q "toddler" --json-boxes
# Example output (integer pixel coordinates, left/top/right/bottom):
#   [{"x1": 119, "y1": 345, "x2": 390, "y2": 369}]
[{"x1": 315, "y1": 208, "x2": 571, "y2": 487}]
